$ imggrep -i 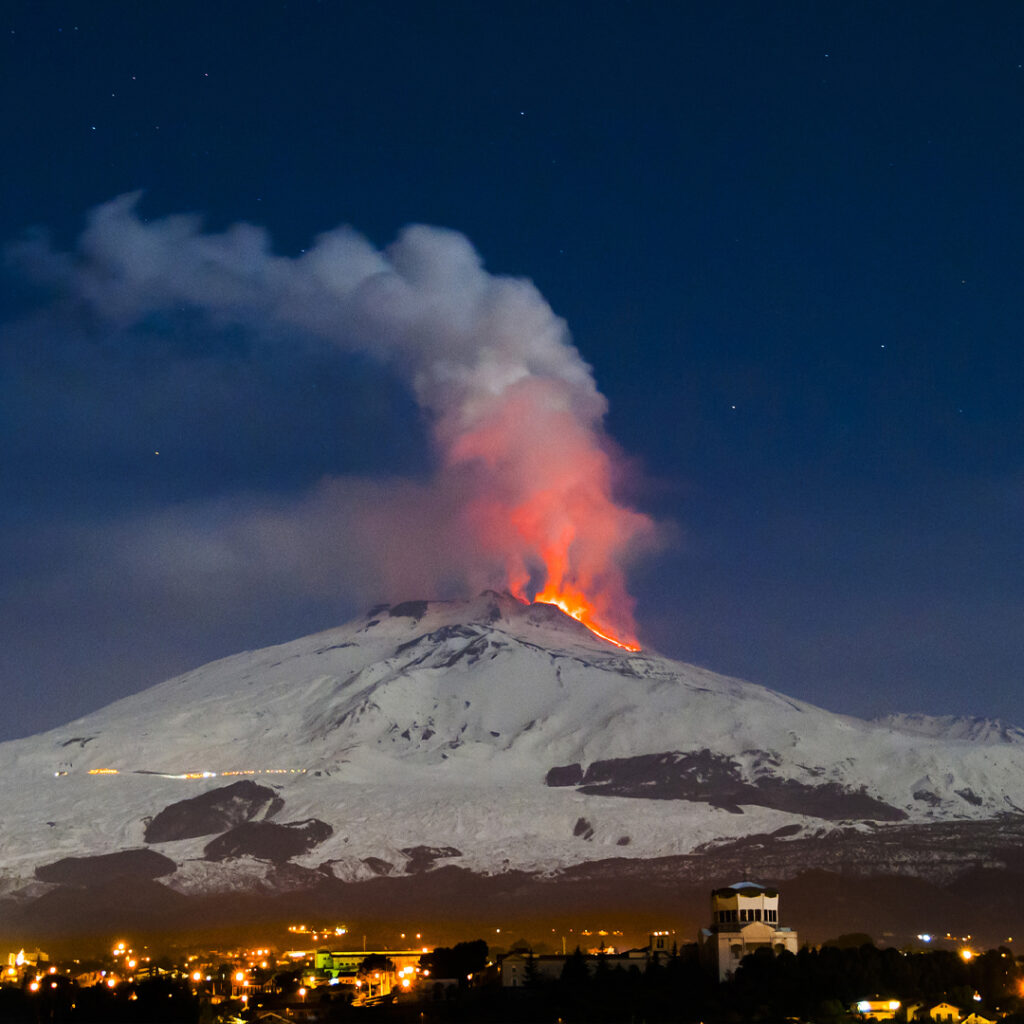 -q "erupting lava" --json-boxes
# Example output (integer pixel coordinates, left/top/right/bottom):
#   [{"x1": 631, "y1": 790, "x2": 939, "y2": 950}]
[
  {"x1": 448, "y1": 376, "x2": 652, "y2": 654},
  {"x1": 532, "y1": 588, "x2": 642, "y2": 652}
]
